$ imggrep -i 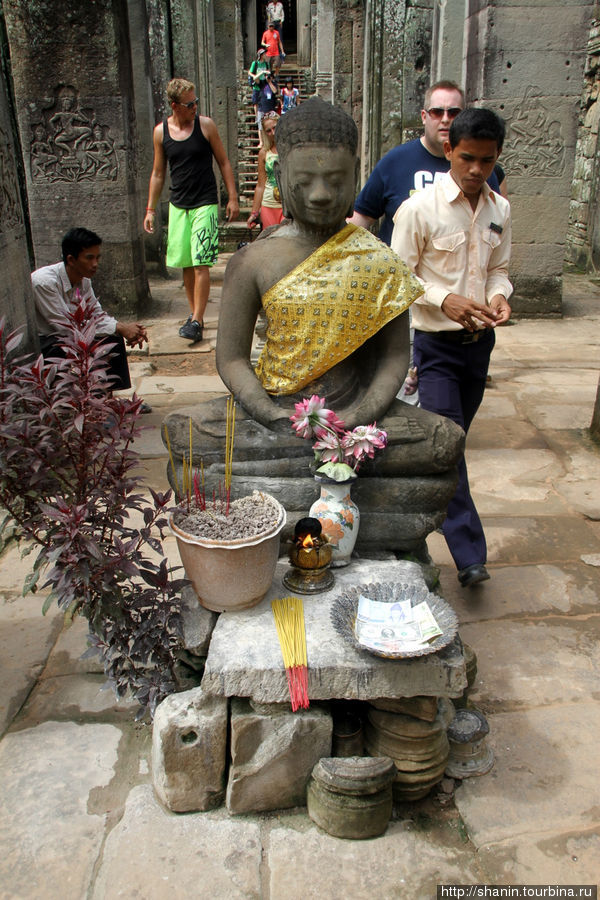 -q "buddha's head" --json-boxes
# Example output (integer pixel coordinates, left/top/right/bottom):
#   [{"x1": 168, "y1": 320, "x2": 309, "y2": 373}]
[{"x1": 274, "y1": 97, "x2": 359, "y2": 232}]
